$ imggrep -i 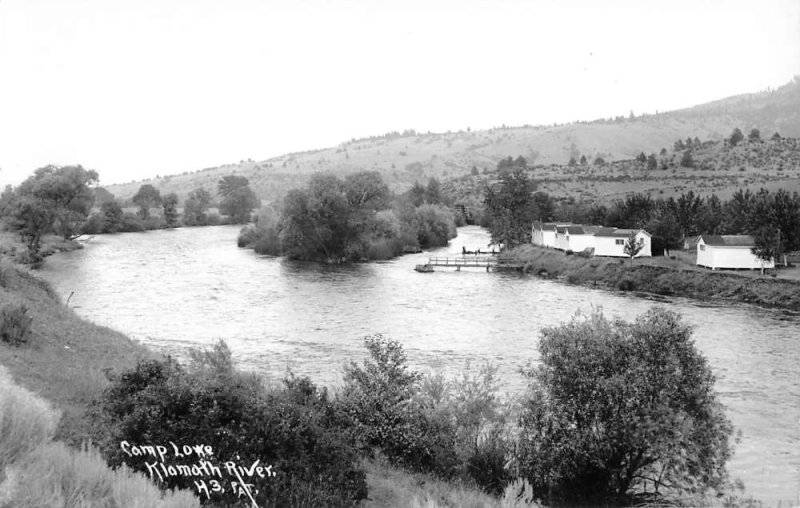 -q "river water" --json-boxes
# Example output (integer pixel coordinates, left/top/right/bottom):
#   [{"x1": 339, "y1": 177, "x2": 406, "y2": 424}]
[{"x1": 40, "y1": 225, "x2": 799, "y2": 504}]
